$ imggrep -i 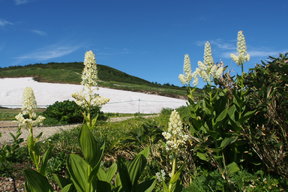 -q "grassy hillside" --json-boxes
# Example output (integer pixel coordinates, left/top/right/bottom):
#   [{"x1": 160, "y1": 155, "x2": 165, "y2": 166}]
[{"x1": 0, "y1": 62, "x2": 201, "y2": 98}]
